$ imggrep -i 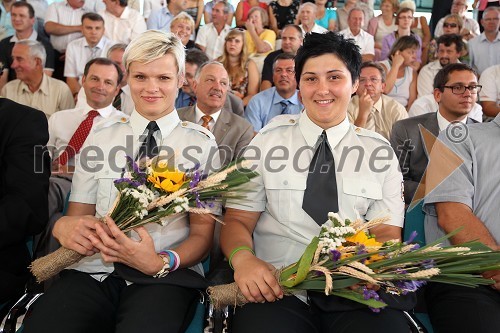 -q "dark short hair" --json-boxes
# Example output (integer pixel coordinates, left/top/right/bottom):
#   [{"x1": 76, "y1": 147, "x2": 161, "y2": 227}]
[
  {"x1": 360, "y1": 61, "x2": 386, "y2": 82},
  {"x1": 82, "y1": 12, "x2": 105, "y2": 24},
  {"x1": 119, "y1": 0, "x2": 128, "y2": 7},
  {"x1": 433, "y1": 63, "x2": 477, "y2": 91},
  {"x1": 436, "y1": 34, "x2": 465, "y2": 54},
  {"x1": 12, "y1": 2, "x2": 35, "y2": 18},
  {"x1": 83, "y1": 57, "x2": 123, "y2": 86},
  {"x1": 273, "y1": 52, "x2": 295, "y2": 70},
  {"x1": 294, "y1": 32, "x2": 361, "y2": 86},
  {"x1": 185, "y1": 48, "x2": 209, "y2": 68}
]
